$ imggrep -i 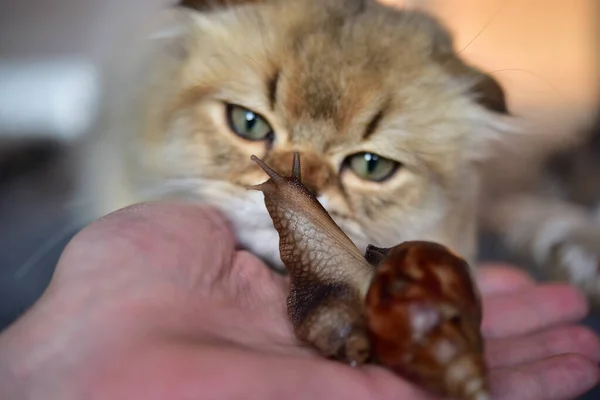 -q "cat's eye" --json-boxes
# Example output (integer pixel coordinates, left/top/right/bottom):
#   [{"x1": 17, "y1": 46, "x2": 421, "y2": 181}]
[
  {"x1": 226, "y1": 104, "x2": 273, "y2": 141},
  {"x1": 345, "y1": 152, "x2": 400, "y2": 182}
]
